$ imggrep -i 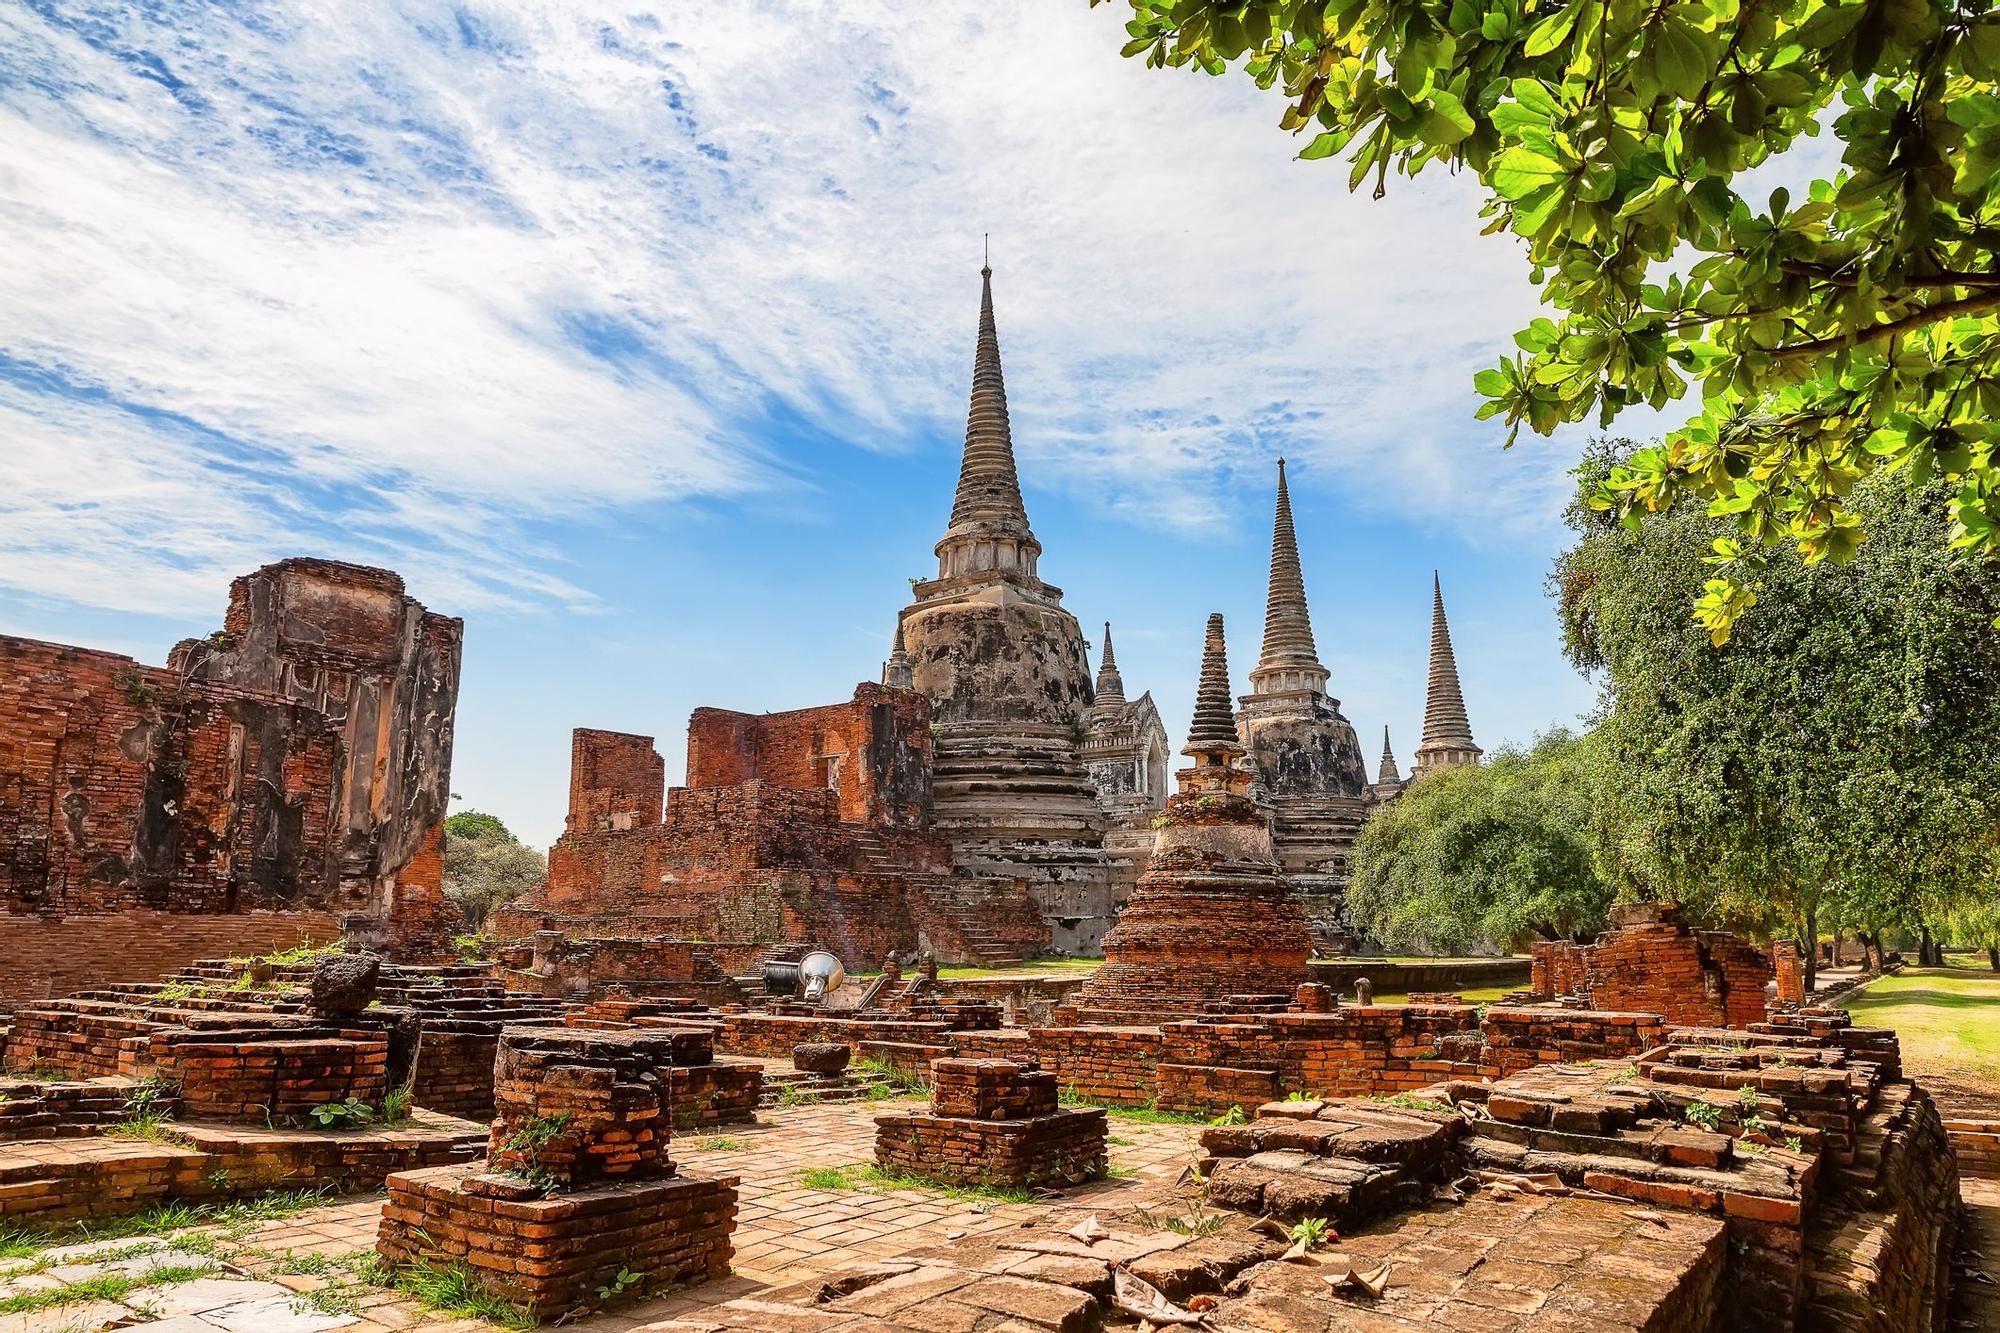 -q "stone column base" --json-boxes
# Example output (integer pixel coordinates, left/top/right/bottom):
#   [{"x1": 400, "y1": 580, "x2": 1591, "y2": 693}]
[{"x1": 377, "y1": 1162, "x2": 737, "y2": 1320}]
